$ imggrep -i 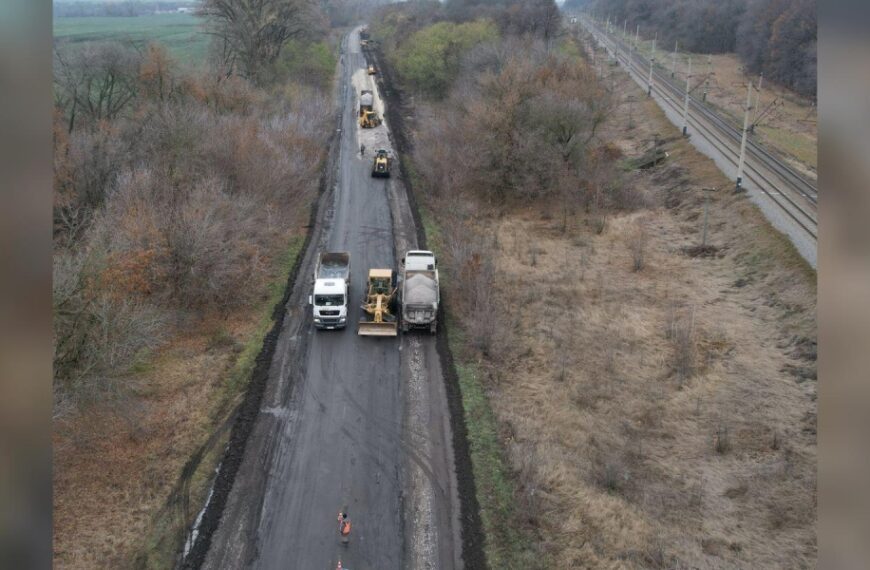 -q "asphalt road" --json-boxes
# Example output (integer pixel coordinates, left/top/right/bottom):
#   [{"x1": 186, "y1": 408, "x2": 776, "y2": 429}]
[{"x1": 198, "y1": 28, "x2": 460, "y2": 570}]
